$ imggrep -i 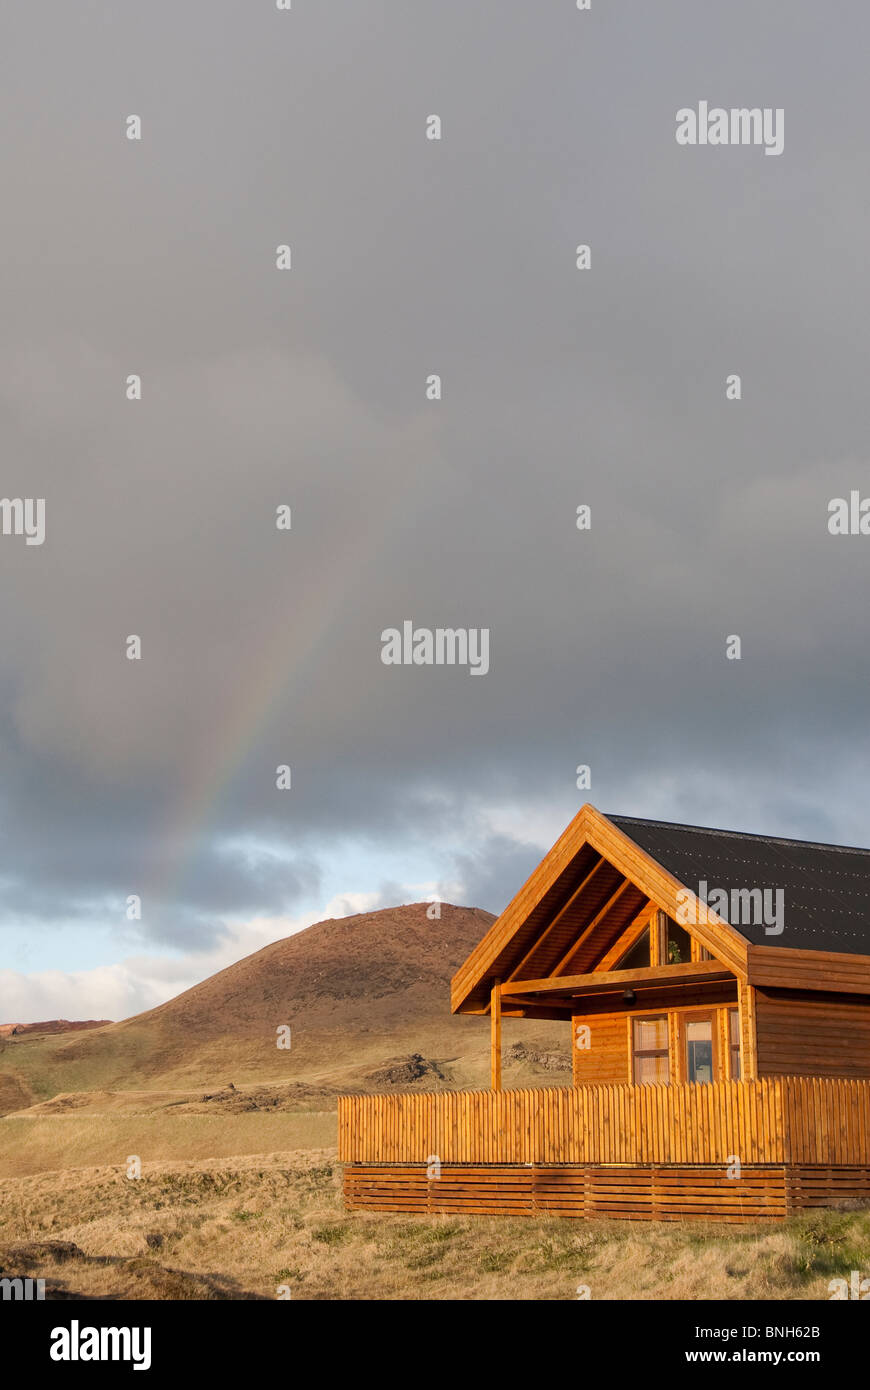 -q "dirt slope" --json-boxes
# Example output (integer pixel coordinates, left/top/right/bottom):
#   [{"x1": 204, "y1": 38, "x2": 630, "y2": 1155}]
[{"x1": 130, "y1": 902, "x2": 493, "y2": 1037}]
